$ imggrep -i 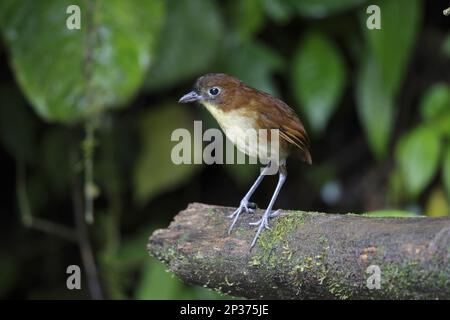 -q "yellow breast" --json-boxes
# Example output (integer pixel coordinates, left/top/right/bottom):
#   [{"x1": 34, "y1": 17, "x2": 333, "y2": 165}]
[{"x1": 201, "y1": 102, "x2": 280, "y2": 162}]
